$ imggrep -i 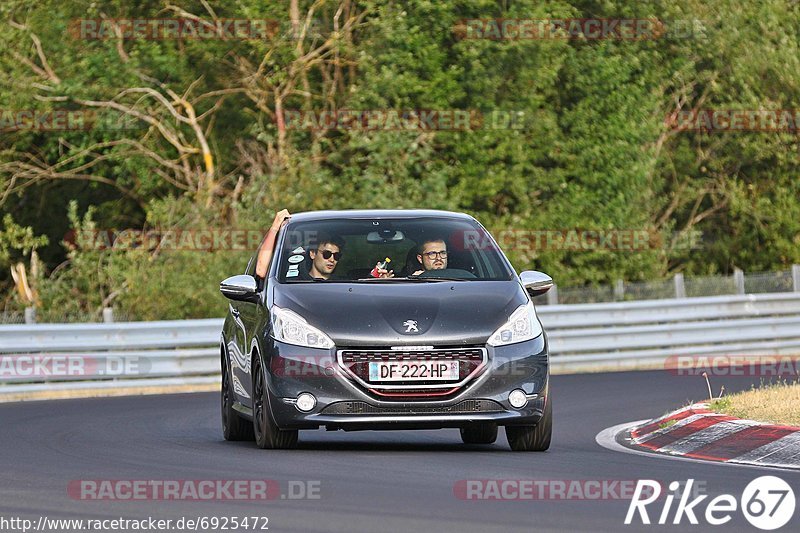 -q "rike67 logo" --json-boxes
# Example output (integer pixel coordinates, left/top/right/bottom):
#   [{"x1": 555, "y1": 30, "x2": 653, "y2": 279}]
[{"x1": 625, "y1": 477, "x2": 795, "y2": 530}]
